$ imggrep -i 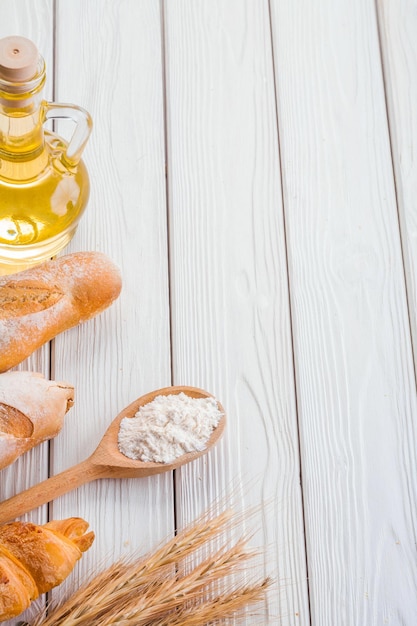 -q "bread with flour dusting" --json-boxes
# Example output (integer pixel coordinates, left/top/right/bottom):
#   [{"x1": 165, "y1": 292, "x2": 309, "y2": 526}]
[
  {"x1": 0, "y1": 251, "x2": 122, "y2": 372},
  {"x1": 0, "y1": 371, "x2": 74, "y2": 470}
]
